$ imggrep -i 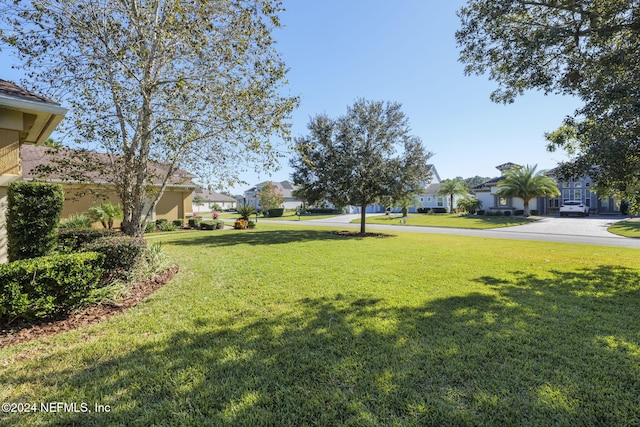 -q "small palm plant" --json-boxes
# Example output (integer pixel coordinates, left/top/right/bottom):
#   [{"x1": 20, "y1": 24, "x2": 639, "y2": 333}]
[
  {"x1": 236, "y1": 204, "x2": 256, "y2": 221},
  {"x1": 88, "y1": 202, "x2": 123, "y2": 229}
]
